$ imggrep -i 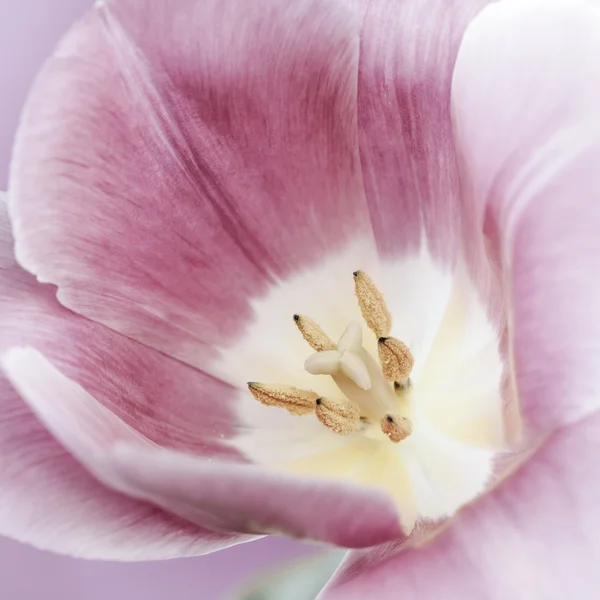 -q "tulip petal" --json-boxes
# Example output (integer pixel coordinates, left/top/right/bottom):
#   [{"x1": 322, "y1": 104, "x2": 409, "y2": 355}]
[
  {"x1": 319, "y1": 411, "x2": 600, "y2": 599},
  {"x1": 357, "y1": 0, "x2": 490, "y2": 259},
  {"x1": 9, "y1": 0, "x2": 375, "y2": 371},
  {"x1": 452, "y1": 0, "x2": 600, "y2": 438},
  {"x1": 2, "y1": 343, "x2": 403, "y2": 551},
  {"x1": 0, "y1": 199, "x2": 242, "y2": 456},
  {"x1": 103, "y1": 443, "x2": 405, "y2": 549},
  {"x1": 0, "y1": 199, "x2": 247, "y2": 556},
  {"x1": 0, "y1": 349, "x2": 243, "y2": 559},
  {"x1": 0, "y1": 186, "x2": 402, "y2": 553},
  {"x1": 319, "y1": 1, "x2": 600, "y2": 595}
]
